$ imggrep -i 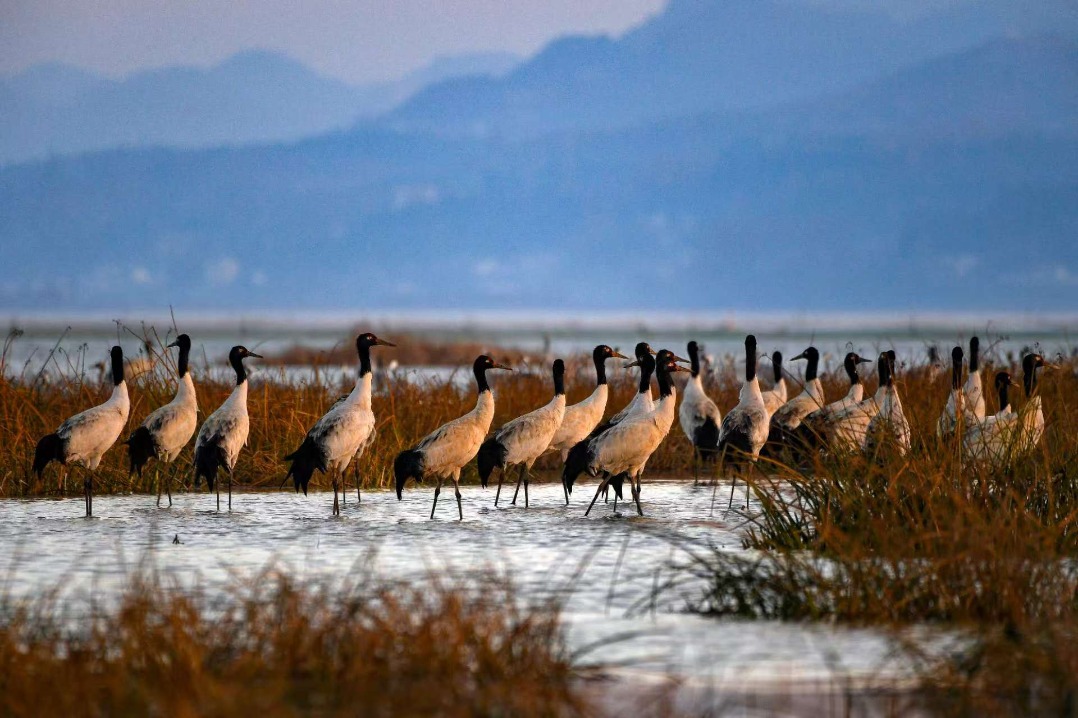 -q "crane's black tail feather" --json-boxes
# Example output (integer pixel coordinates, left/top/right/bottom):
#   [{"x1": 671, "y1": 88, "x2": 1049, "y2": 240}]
[
  {"x1": 694, "y1": 416, "x2": 721, "y2": 463},
  {"x1": 562, "y1": 440, "x2": 595, "y2": 495},
  {"x1": 476, "y1": 438, "x2": 506, "y2": 488},
  {"x1": 125, "y1": 426, "x2": 155, "y2": 477},
  {"x1": 393, "y1": 449, "x2": 424, "y2": 500},
  {"x1": 32, "y1": 433, "x2": 62, "y2": 478},
  {"x1": 284, "y1": 436, "x2": 326, "y2": 496},
  {"x1": 194, "y1": 443, "x2": 228, "y2": 492}
]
